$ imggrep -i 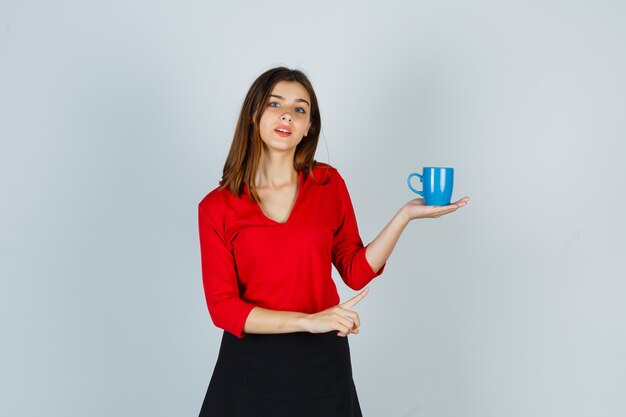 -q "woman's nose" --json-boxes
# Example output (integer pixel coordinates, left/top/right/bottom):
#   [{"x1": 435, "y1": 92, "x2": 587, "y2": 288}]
[{"x1": 281, "y1": 113, "x2": 291, "y2": 122}]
